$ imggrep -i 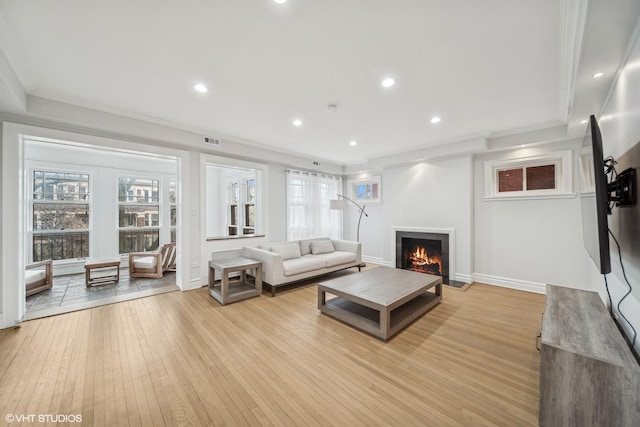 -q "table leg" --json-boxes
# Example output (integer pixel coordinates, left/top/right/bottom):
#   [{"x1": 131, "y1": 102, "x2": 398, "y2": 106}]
[
  {"x1": 85, "y1": 268, "x2": 90, "y2": 287},
  {"x1": 318, "y1": 287, "x2": 326, "y2": 309},
  {"x1": 380, "y1": 308, "x2": 390, "y2": 340},
  {"x1": 255, "y1": 265, "x2": 262, "y2": 294},
  {"x1": 221, "y1": 269, "x2": 229, "y2": 304}
]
